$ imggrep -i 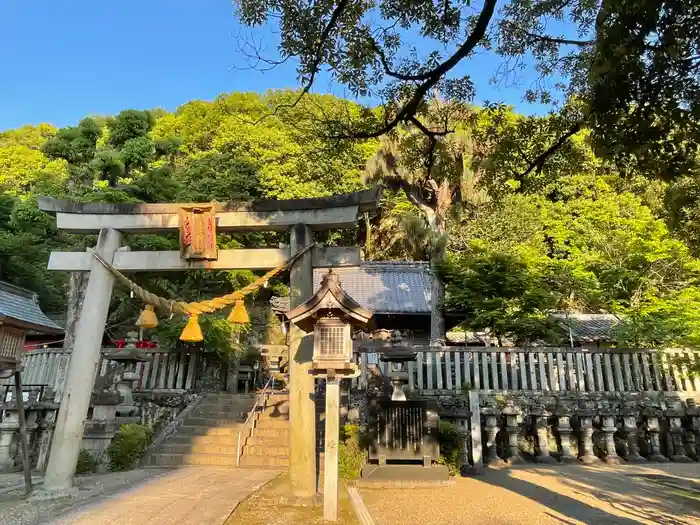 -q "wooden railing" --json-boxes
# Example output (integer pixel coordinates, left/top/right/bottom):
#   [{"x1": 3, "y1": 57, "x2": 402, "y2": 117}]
[
  {"x1": 1, "y1": 348, "x2": 71, "y2": 396},
  {"x1": 356, "y1": 347, "x2": 700, "y2": 394},
  {"x1": 109, "y1": 348, "x2": 199, "y2": 391},
  {"x1": 2, "y1": 347, "x2": 200, "y2": 398}
]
